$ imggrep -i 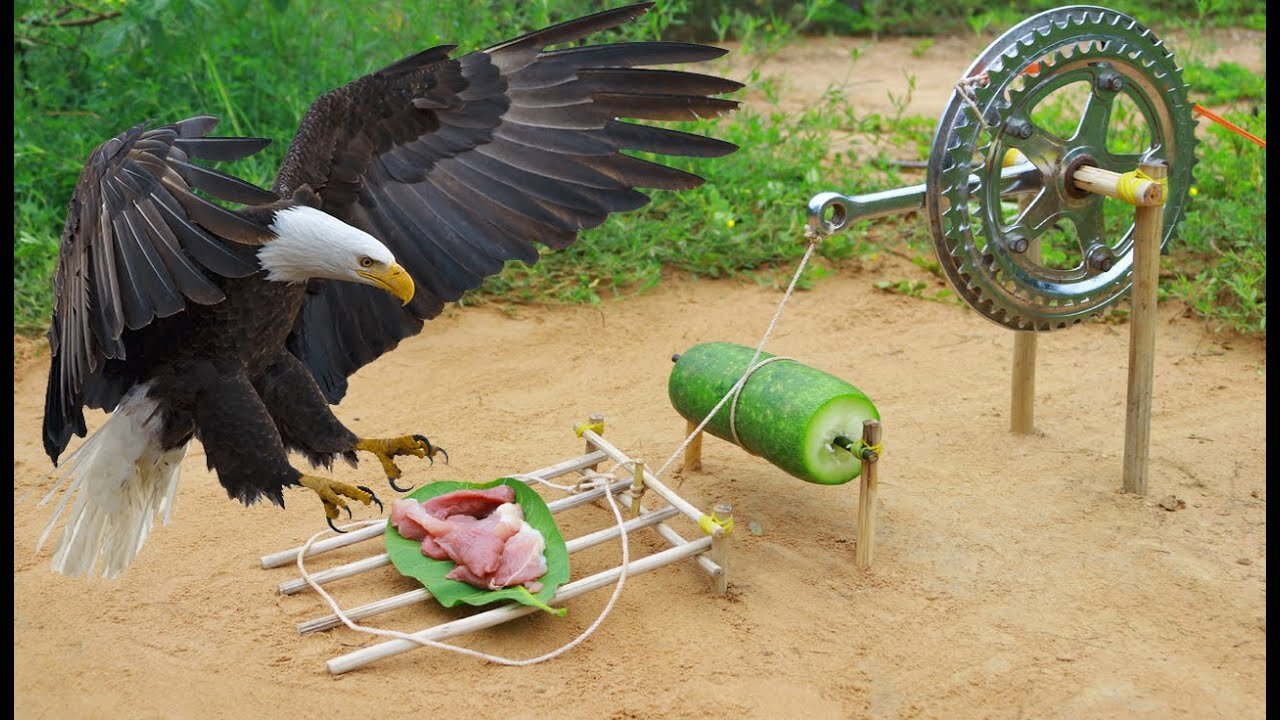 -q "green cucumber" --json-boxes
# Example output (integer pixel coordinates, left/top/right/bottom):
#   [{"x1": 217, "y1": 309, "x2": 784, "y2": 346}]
[{"x1": 668, "y1": 342, "x2": 879, "y2": 485}]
